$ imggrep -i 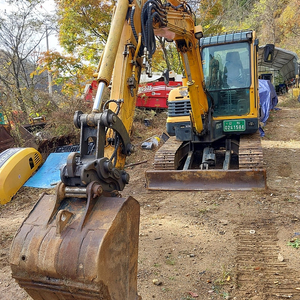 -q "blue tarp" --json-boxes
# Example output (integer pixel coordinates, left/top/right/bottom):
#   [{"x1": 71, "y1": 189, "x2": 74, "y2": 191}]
[
  {"x1": 259, "y1": 79, "x2": 278, "y2": 123},
  {"x1": 24, "y1": 152, "x2": 70, "y2": 188},
  {"x1": 259, "y1": 79, "x2": 278, "y2": 136}
]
